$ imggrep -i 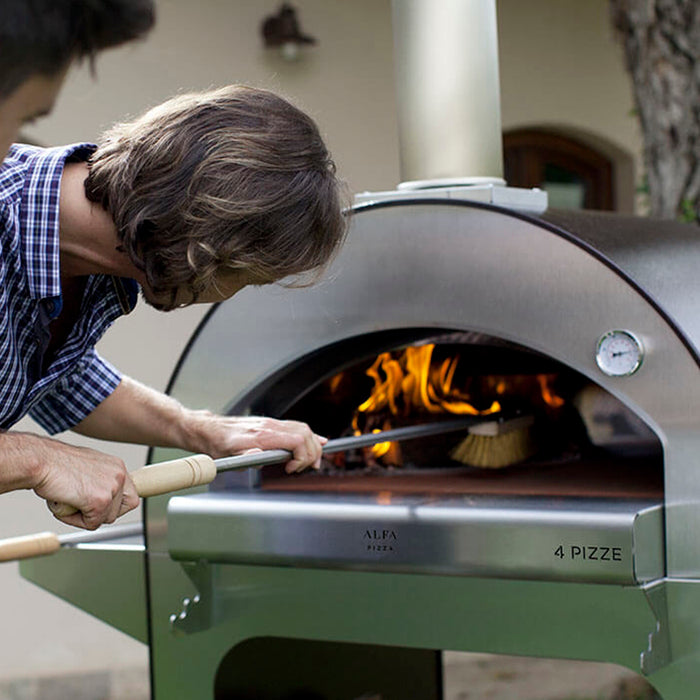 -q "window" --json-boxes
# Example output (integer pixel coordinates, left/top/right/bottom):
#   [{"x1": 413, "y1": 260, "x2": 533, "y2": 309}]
[{"x1": 503, "y1": 129, "x2": 615, "y2": 210}]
